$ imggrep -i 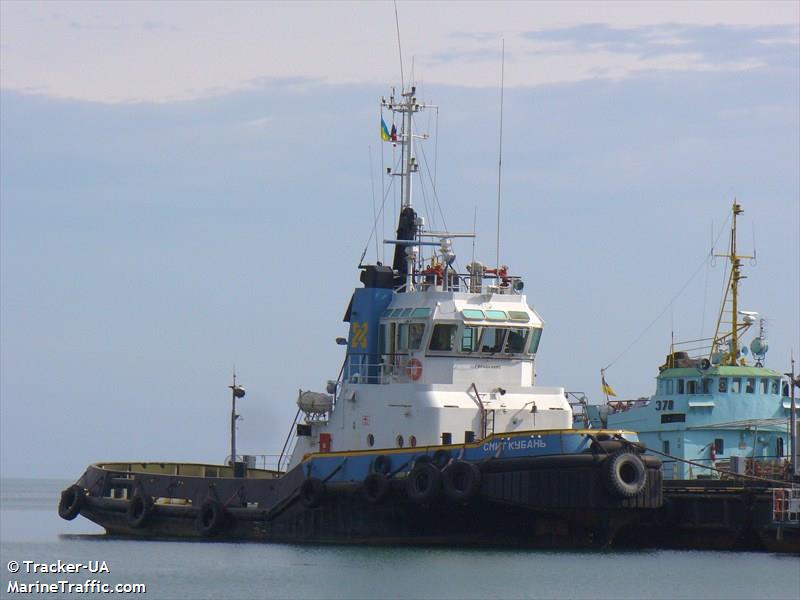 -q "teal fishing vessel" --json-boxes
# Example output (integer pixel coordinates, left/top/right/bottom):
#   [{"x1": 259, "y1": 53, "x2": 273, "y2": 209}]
[{"x1": 587, "y1": 202, "x2": 794, "y2": 481}]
